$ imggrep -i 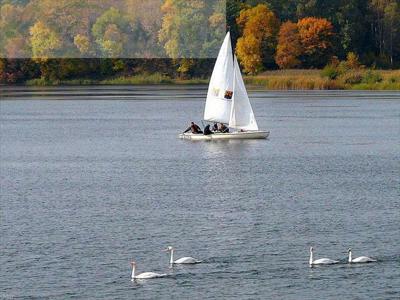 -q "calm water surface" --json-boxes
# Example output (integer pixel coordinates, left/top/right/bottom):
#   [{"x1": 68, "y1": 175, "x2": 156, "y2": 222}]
[{"x1": 1, "y1": 86, "x2": 399, "y2": 299}]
